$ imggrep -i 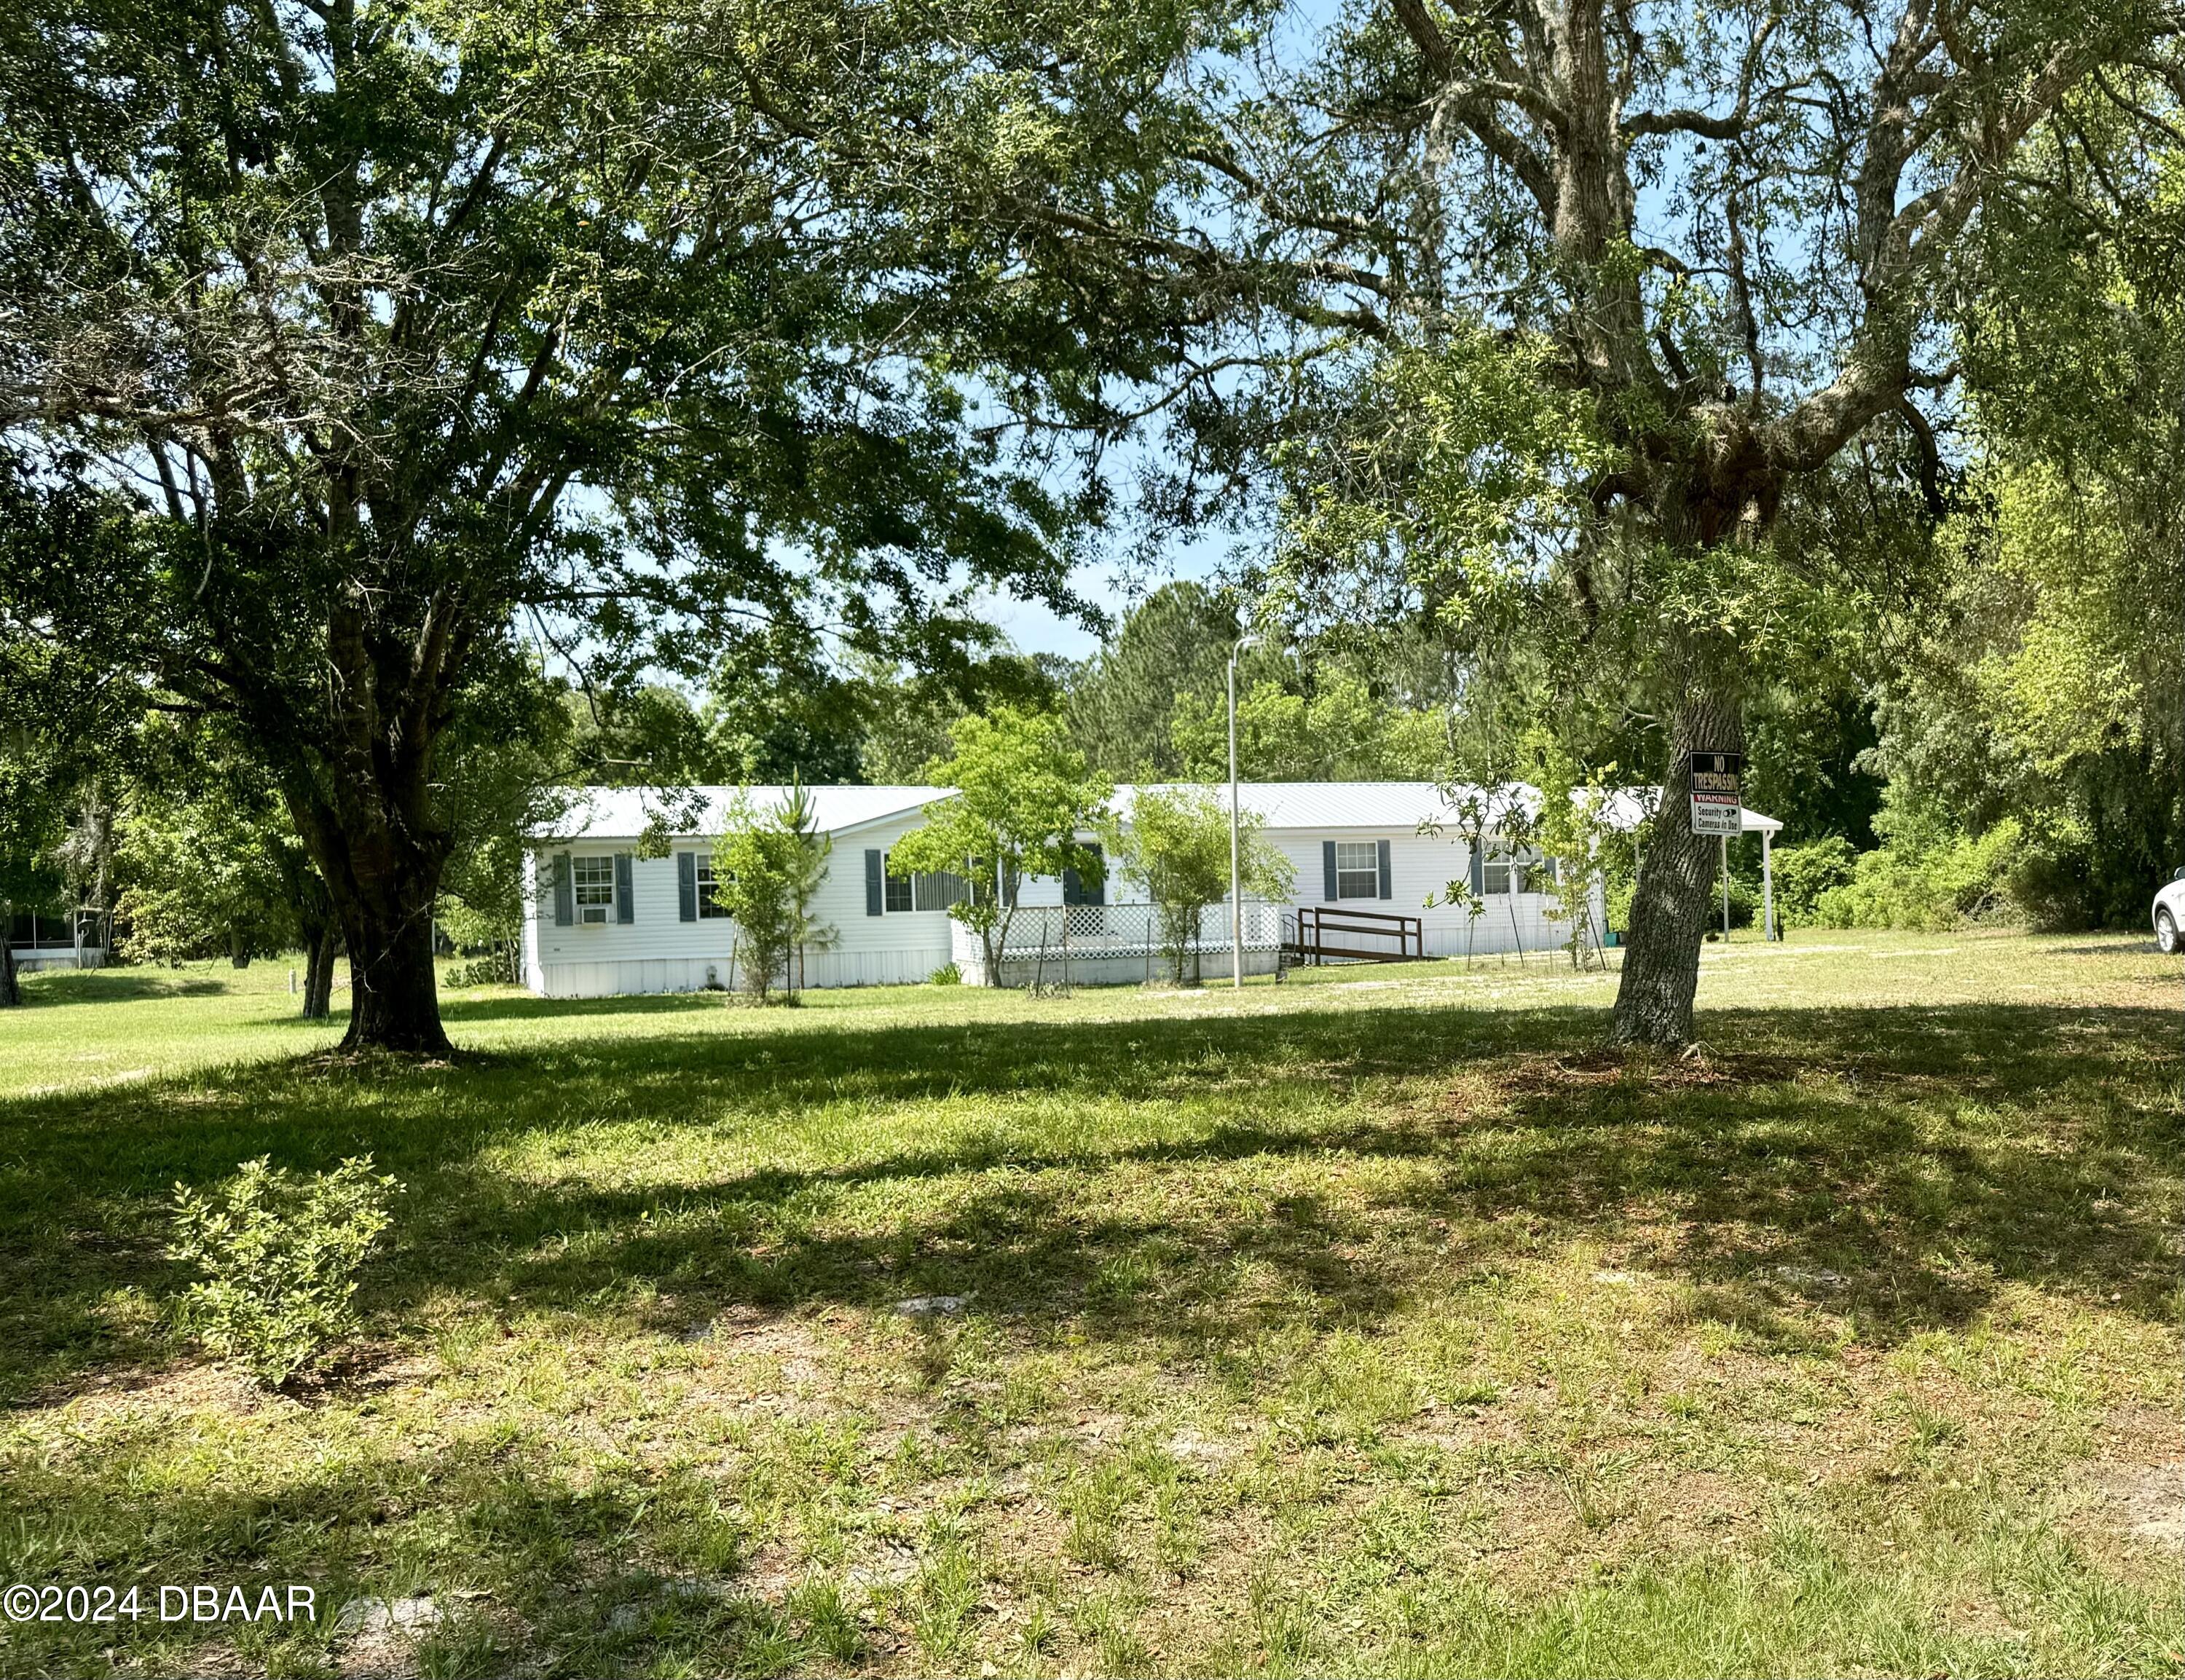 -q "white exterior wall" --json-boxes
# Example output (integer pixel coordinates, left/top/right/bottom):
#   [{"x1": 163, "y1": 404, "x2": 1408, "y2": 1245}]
[
  {"x1": 521, "y1": 812, "x2": 956, "y2": 998},
  {"x1": 1259, "y1": 828, "x2": 1606, "y2": 960},
  {"x1": 517, "y1": 808, "x2": 1615, "y2": 1000},
  {"x1": 9, "y1": 949, "x2": 108, "y2": 973}
]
